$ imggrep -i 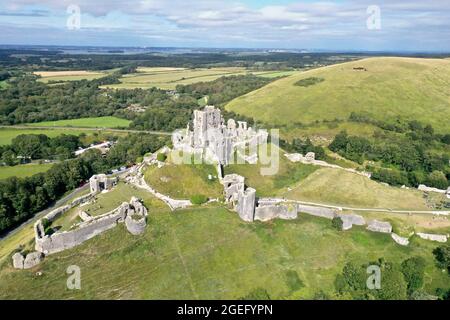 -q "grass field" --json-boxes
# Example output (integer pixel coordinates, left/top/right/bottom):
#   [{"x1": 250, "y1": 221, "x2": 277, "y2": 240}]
[
  {"x1": 225, "y1": 145, "x2": 319, "y2": 197},
  {"x1": 0, "y1": 163, "x2": 54, "y2": 180},
  {"x1": 25, "y1": 116, "x2": 131, "y2": 129},
  {"x1": 144, "y1": 162, "x2": 223, "y2": 200},
  {"x1": 284, "y1": 168, "x2": 435, "y2": 210},
  {"x1": 35, "y1": 70, "x2": 108, "y2": 84},
  {"x1": 226, "y1": 57, "x2": 450, "y2": 133},
  {"x1": 0, "y1": 205, "x2": 448, "y2": 299},
  {"x1": 223, "y1": 144, "x2": 435, "y2": 211}
]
